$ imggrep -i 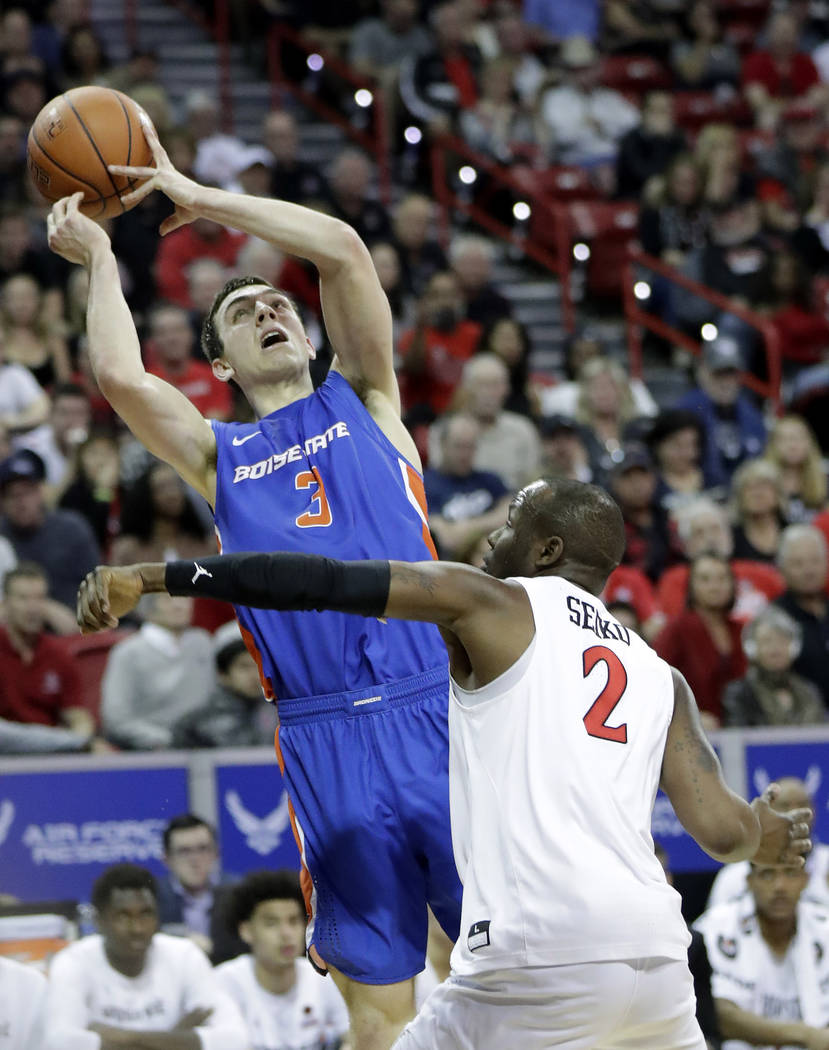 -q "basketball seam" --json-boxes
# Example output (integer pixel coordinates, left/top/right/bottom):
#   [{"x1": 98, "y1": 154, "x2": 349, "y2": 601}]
[
  {"x1": 29, "y1": 127, "x2": 106, "y2": 218},
  {"x1": 64, "y1": 92, "x2": 126, "y2": 214},
  {"x1": 113, "y1": 92, "x2": 138, "y2": 192}
]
